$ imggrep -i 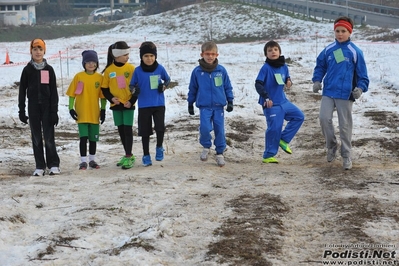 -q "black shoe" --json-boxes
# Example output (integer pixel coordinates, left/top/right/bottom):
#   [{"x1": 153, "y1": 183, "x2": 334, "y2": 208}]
[{"x1": 89, "y1": 160, "x2": 100, "y2": 169}]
